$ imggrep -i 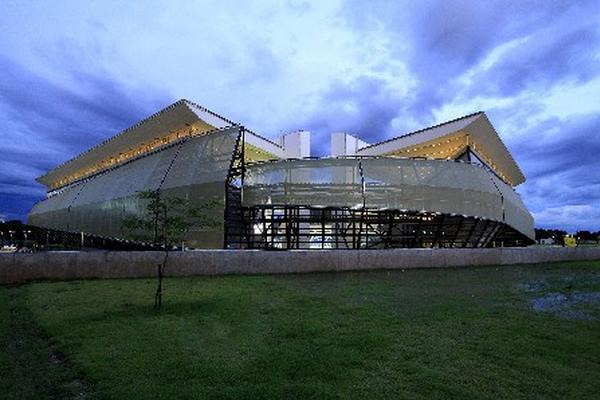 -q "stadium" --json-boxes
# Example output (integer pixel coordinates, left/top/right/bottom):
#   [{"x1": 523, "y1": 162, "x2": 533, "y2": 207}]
[{"x1": 28, "y1": 99, "x2": 534, "y2": 249}]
